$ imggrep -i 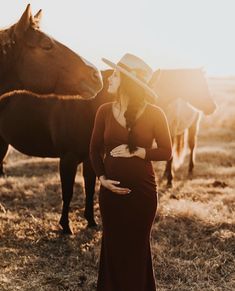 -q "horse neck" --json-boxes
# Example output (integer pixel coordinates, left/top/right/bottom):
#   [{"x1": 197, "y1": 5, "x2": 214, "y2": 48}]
[
  {"x1": 155, "y1": 96, "x2": 174, "y2": 111},
  {"x1": 0, "y1": 27, "x2": 21, "y2": 94}
]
